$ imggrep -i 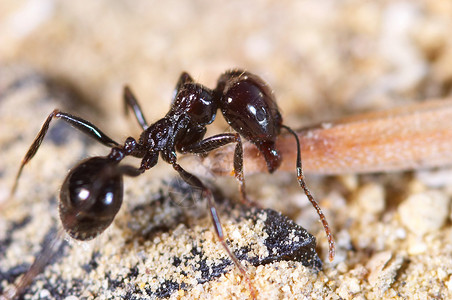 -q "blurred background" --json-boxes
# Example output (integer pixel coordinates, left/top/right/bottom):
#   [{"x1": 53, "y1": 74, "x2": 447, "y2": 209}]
[{"x1": 2, "y1": 0, "x2": 451, "y2": 132}]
